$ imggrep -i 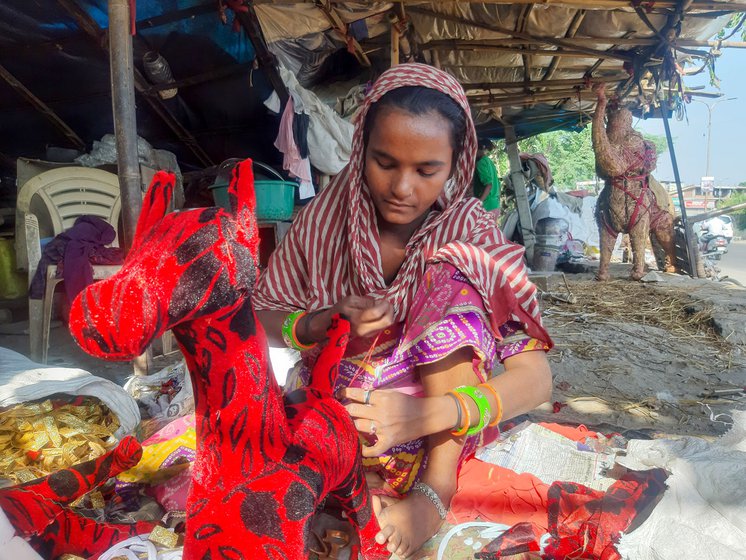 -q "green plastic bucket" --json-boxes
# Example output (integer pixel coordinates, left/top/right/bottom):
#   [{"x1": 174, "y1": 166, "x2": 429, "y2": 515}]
[
  {"x1": 254, "y1": 180, "x2": 296, "y2": 220},
  {"x1": 209, "y1": 161, "x2": 296, "y2": 221}
]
